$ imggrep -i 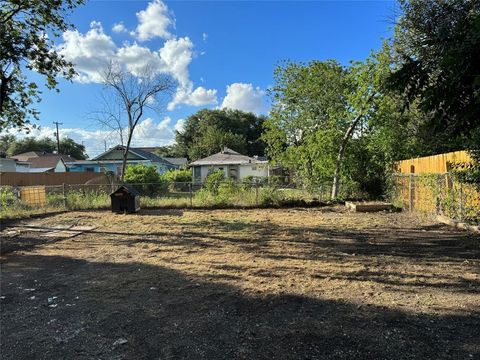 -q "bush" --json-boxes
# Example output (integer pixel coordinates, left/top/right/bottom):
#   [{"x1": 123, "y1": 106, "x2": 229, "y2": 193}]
[
  {"x1": 124, "y1": 163, "x2": 168, "y2": 195},
  {"x1": 162, "y1": 168, "x2": 192, "y2": 183},
  {"x1": 162, "y1": 169, "x2": 192, "y2": 191},
  {"x1": 0, "y1": 187, "x2": 18, "y2": 209},
  {"x1": 204, "y1": 170, "x2": 225, "y2": 194},
  {"x1": 258, "y1": 186, "x2": 281, "y2": 206}
]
